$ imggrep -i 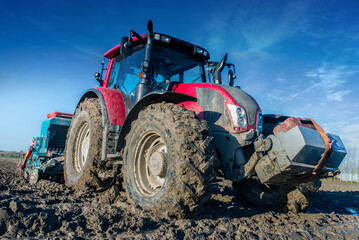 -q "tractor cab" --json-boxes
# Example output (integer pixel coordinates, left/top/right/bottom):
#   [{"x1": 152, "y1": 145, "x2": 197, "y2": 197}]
[
  {"x1": 101, "y1": 30, "x2": 210, "y2": 103},
  {"x1": 99, "y1": 32, "x2": 238, "y2": 97}
]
